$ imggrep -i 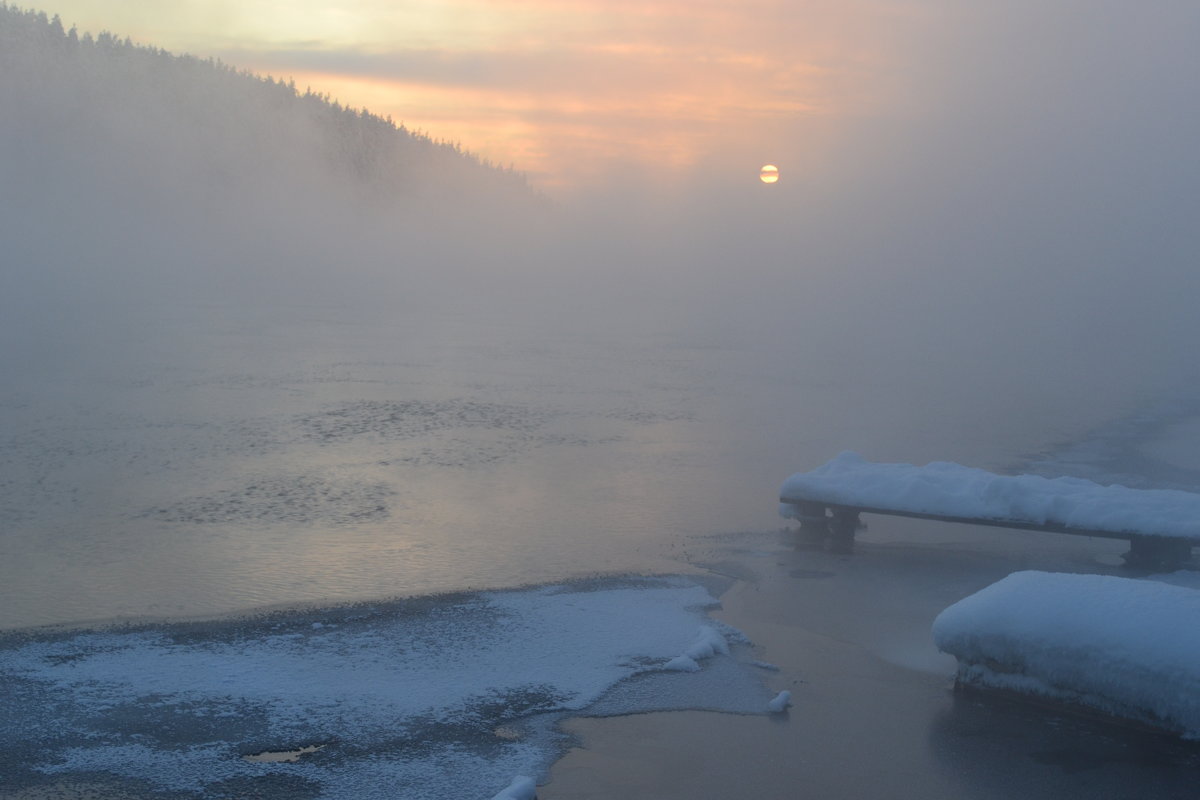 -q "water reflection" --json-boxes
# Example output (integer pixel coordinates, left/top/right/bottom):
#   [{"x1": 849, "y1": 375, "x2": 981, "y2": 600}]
[
  {"x1": 928, "y1": 687, "x2": 1200, "y2": 799},
  {"x1": 0, "y1": 301, "x2": 1159, "y2": 629}
]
